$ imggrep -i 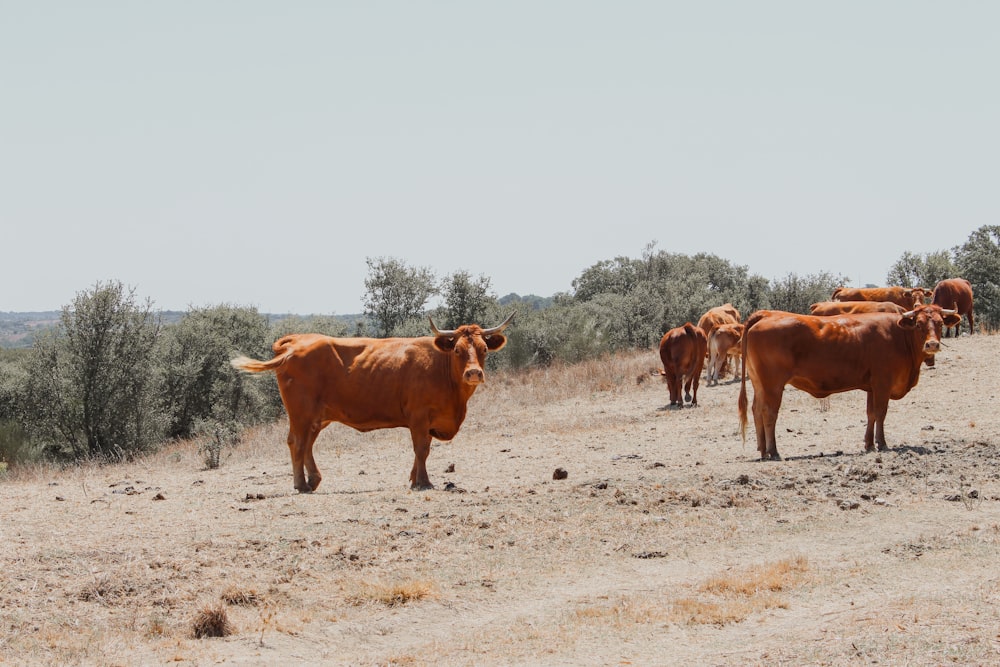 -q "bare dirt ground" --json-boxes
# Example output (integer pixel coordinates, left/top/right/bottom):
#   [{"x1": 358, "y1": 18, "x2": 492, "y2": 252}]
[{"x1": 2, "y1": 333, "x2": 1000, "y2": 666}]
